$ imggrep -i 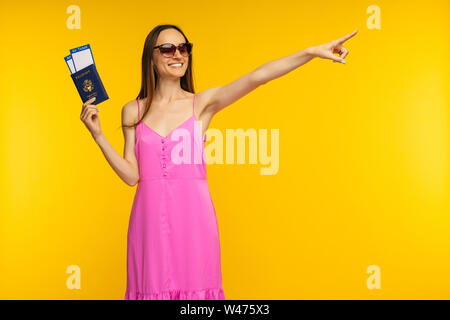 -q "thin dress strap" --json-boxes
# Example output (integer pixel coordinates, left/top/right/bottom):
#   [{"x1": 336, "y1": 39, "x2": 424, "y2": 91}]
[
  {"x1": 193, "y1": 94, "x2": 206, "y2": 142},
  {"x1": 136, "y1": 99, "x2": 140, "y2": 120}
]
